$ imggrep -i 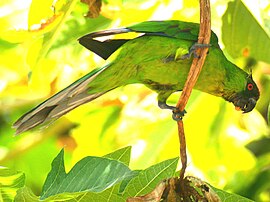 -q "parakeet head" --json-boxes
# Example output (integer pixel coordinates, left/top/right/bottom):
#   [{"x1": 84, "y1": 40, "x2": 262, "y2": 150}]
[{"x1": 228, "y1": 74, "x2": 260, "y2": 113}]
